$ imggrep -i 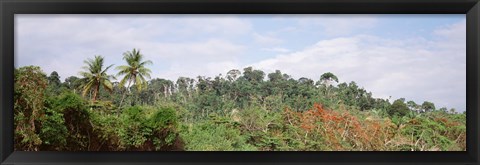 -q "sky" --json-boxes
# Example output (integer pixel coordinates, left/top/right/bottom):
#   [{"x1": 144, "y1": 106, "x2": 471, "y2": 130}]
[{"x1": 15, "y1": 14, "x2": 466, "y2": 112}]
